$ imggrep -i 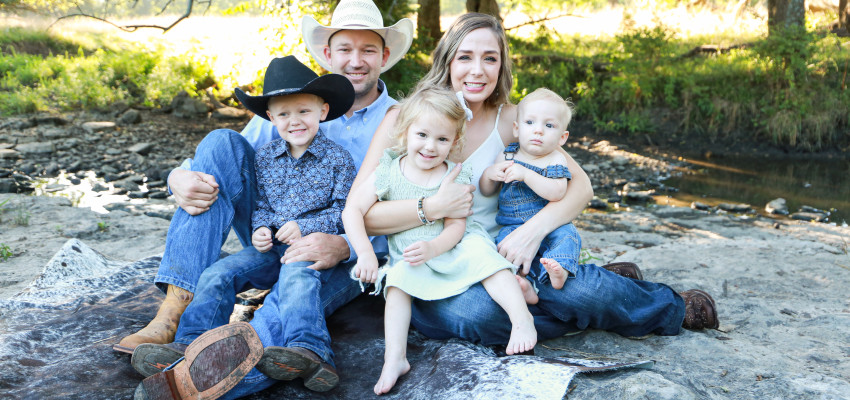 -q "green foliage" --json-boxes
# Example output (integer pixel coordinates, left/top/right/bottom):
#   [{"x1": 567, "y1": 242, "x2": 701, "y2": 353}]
[
  {"x1": 0, "y1": 243, "x2": 11, "y2": 261},
  {"x1": 499, "y1": 23, "x2": 850, "y2": 151},
  {"x1": 97, "y1": 221, "x2": 109, "y2": 232},
  {"x1": 0, "y1": 27, "x2": 216, "y2": 115}
]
